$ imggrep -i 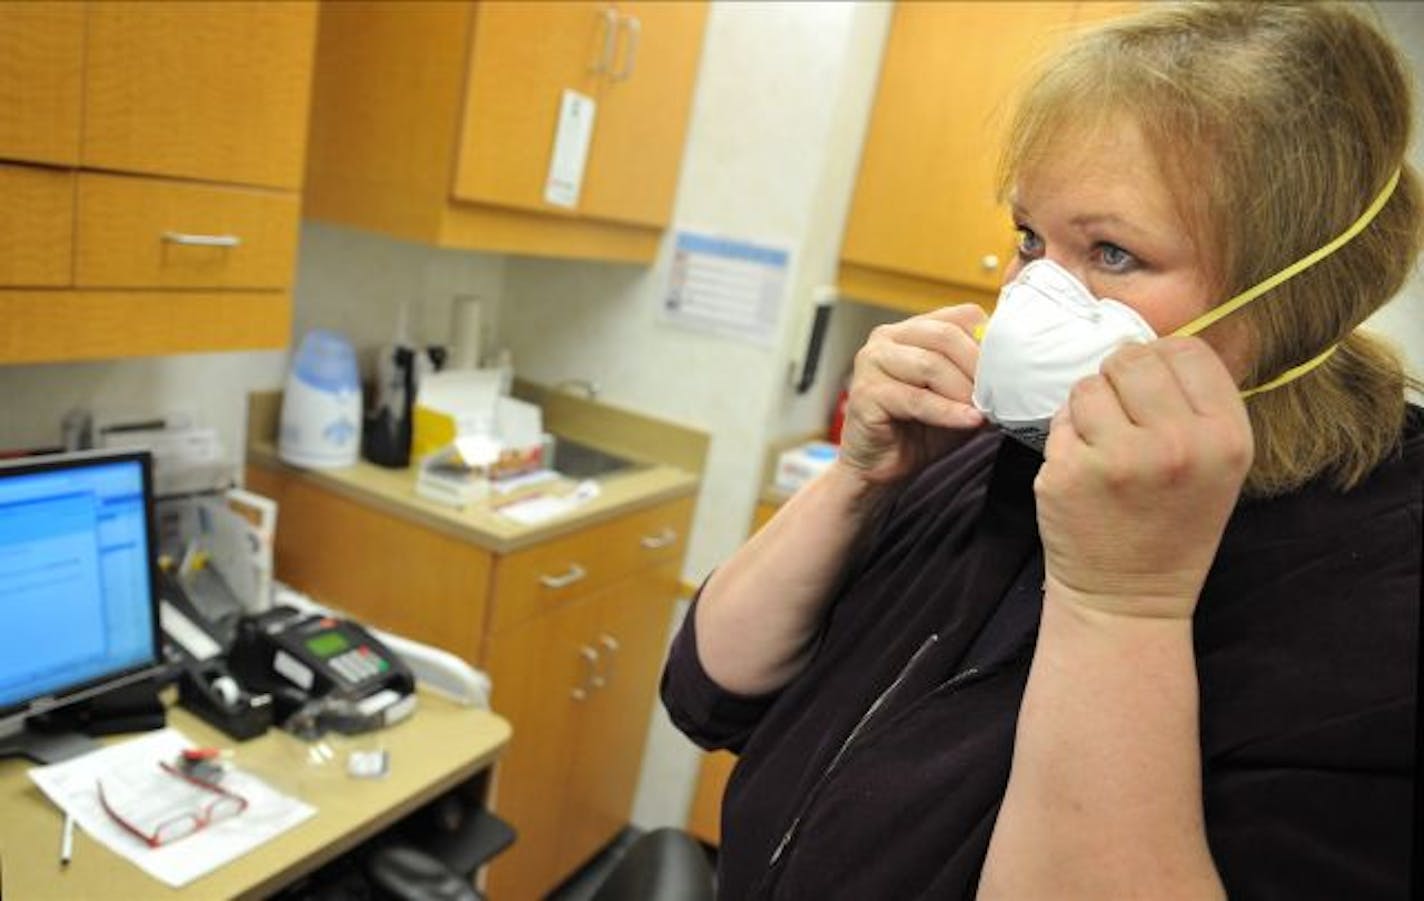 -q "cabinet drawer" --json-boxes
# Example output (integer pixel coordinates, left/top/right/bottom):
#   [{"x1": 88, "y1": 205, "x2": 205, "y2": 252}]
[
  {"x1": 0, "y1": 164, "x2": 72, "y2": 287},
  {"x1": 76, "y1": 174, "x2": 300, "y2": 289},
  {"x1": 488, "y1": 495, "x2": 694, "y2": 635}
]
